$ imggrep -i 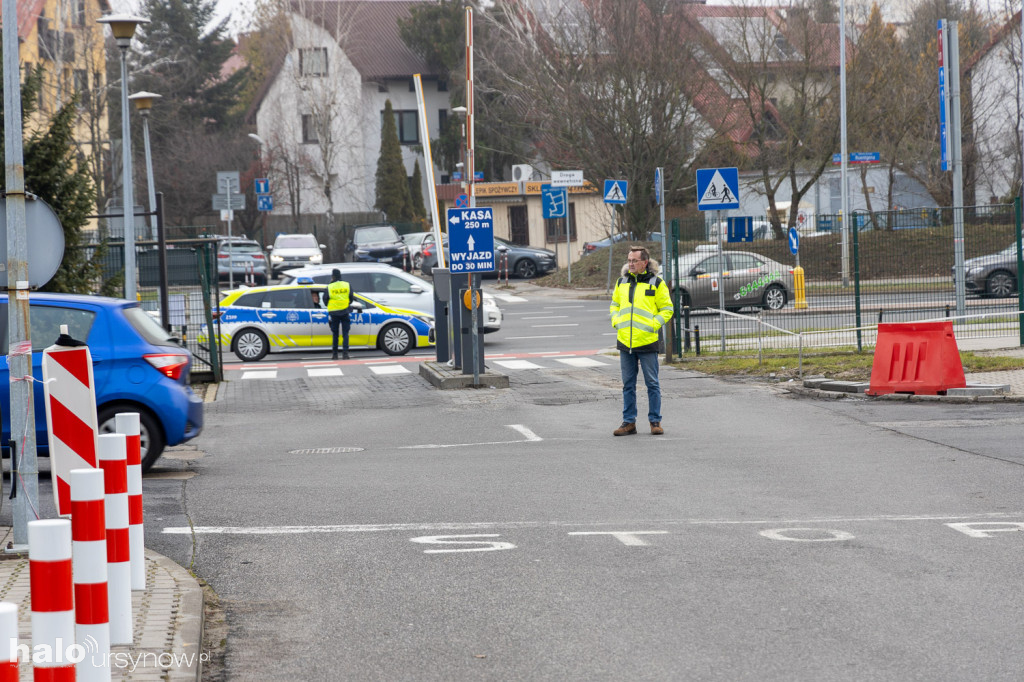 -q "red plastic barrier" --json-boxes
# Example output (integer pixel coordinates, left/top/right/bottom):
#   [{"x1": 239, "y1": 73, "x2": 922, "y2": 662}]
[{"x1": 867, "y1": 321, "x2": 966, "y2": 396}]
